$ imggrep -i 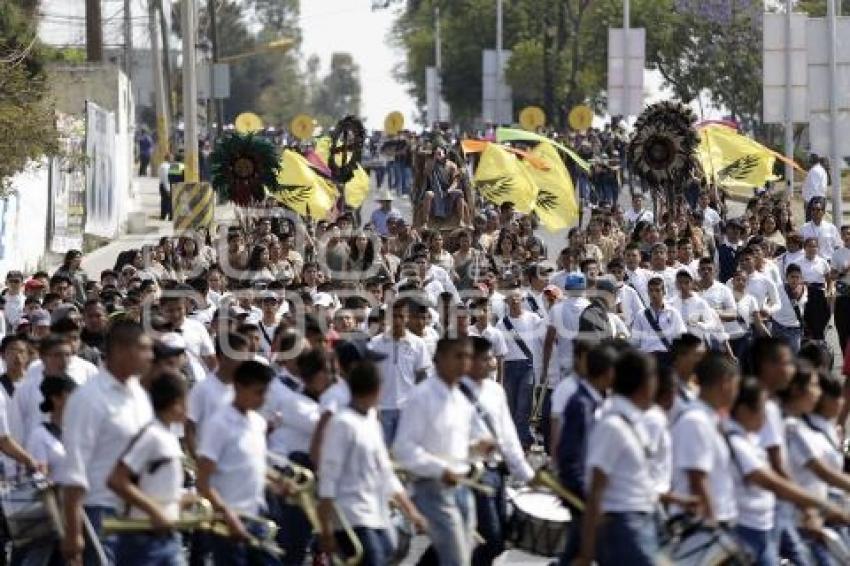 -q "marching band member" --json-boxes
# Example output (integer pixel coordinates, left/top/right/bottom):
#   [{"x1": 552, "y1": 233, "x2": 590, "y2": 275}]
[
  {"x1": 369, "y1": 299, "x2": 432, "y2": 443},
  {"x1": 727, "y1": 376, "x2": 850, "y2": 565},
  {"x1": 557, "y1": 343, "x2": 616, "y2": 563},
  {"x1": 108, "y1": 371, "x2": 187, "y2": 566},
  {"x1": 393, "y1": 337, "x2": 488, "y2": 566},
  {"x1": 751, "y1": 336, "x2": 810, "y2": 564},
  {"x1": 317, "y1": 362, "x2": 426, "y2": 565},
  {"x1": 461, "y1": 336, "x2": 534, "y2": 566},
  {"x1": 549, "y1": 340, "x2": 590, "y2": 459},
  {"x1": 667, "y1": 333, "x2": 706, "y2": 426},
  {"x1": 576, "y1": 350, "x2": 659, "y2": 566},
  {"x1": 60, "y1": 320, "x2": 155, "y2": 565},
  {"x1": 467, "y1": 297, "x2": 507, "y2": 384},
  {"x1": 629, "y1": 277, "x2": 686, "y2": 367},
  {"x1": 184, "y1": 333, "x2": 251, "y2": 458},
  {"x1": 196, "y1": 359, "x2": 275, "y2": 565},
  {"x1": 671, "y1": 353, "x2": 739, "y2": 527}
]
